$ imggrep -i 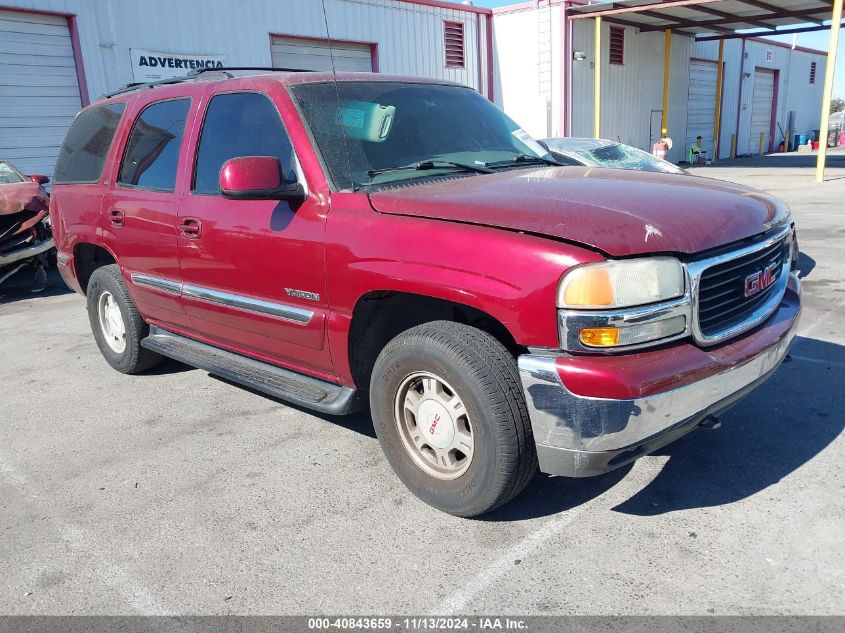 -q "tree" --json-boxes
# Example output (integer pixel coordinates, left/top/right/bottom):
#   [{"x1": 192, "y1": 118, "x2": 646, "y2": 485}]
[{"x1": 832, "y1": 97, "x2": 845, "y2": 114}]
